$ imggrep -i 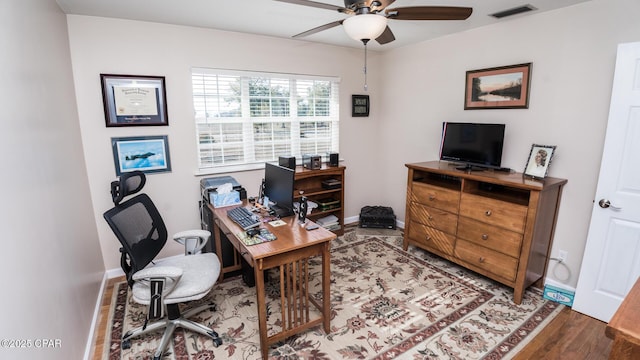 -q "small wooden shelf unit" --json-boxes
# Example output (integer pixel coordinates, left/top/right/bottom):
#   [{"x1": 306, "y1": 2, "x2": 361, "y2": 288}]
[
  {"x1": 403, "y1": 161, "x2": 567, "y2": 304},
  {"x1": 294, "y1": 165, "x2": 346, "y2": 236}
]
